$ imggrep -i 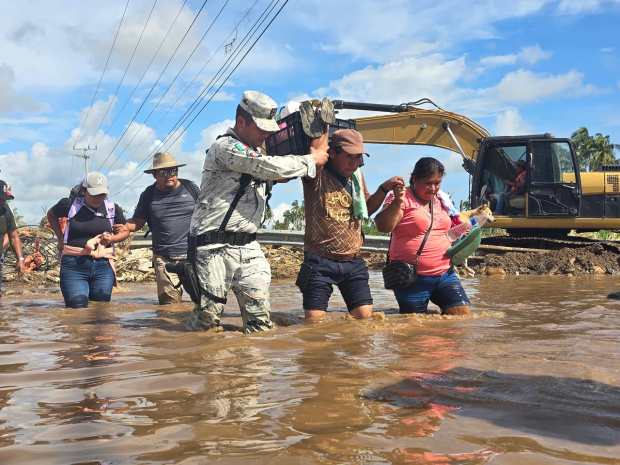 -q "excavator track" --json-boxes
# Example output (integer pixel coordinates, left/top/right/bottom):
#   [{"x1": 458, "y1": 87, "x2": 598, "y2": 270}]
[{"x1": 481, "y1": 235, "x2": 620, "y2": 254}]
